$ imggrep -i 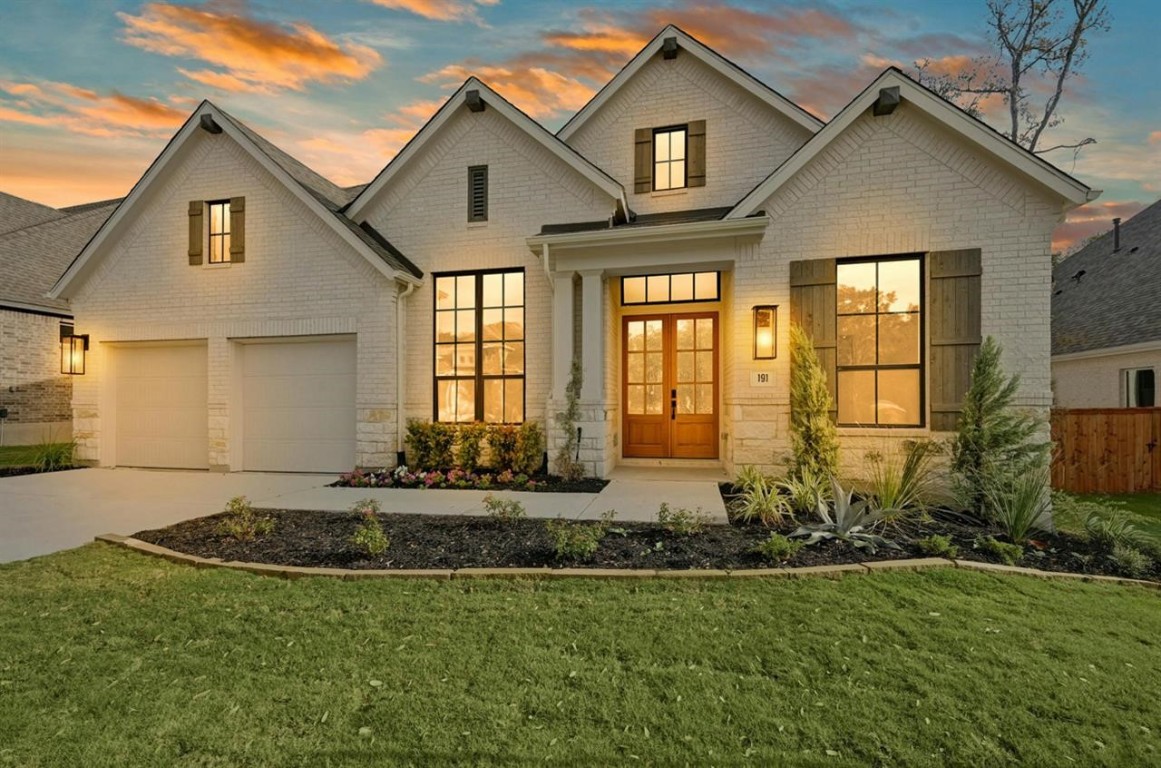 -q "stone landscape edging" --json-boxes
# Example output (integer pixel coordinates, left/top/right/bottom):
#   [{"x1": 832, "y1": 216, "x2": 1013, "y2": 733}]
[{"x1": 95, "y1": 534, "x2": 1161, "y2": 589}]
